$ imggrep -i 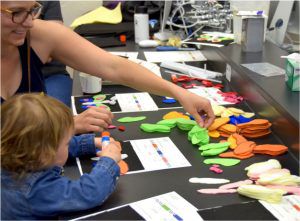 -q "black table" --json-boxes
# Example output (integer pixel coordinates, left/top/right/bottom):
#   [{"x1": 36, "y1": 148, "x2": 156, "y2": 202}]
[{"x1": 65, "y1": 40, "x2": 299, "y2": 220}]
